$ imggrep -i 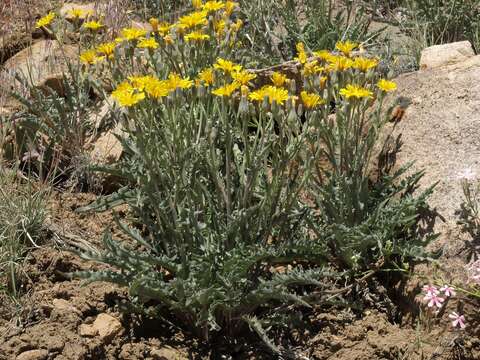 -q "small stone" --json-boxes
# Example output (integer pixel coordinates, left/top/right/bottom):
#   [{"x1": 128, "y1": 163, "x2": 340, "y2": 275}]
[
  {"x1": 16, "y1": 349, "x2": 48, "y2": 360},
  {"x1": 78, "y1": 323, "x2": 97, "y2": 337},
  {"x1": 91, "y1": 313, "x2": 123, "y2": 343},
  {"x1": 52, "y1": 299, "x2": 80, "y2": 314},
  {"x1": 420, "y1": 41, "x2": 474, "y2": 70}
]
